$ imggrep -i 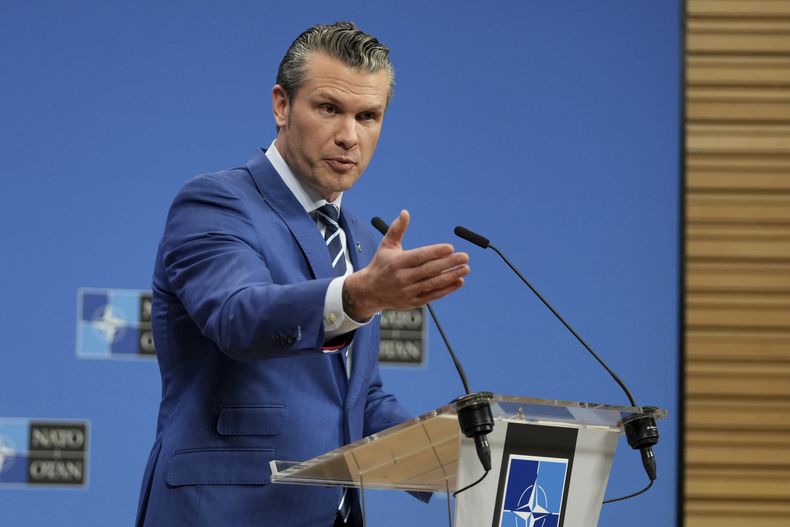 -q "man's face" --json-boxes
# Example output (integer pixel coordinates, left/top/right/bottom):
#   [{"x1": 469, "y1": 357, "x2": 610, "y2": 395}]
[{"x1": 272, "y1": 53, "x2": 389, "y2": 202}]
